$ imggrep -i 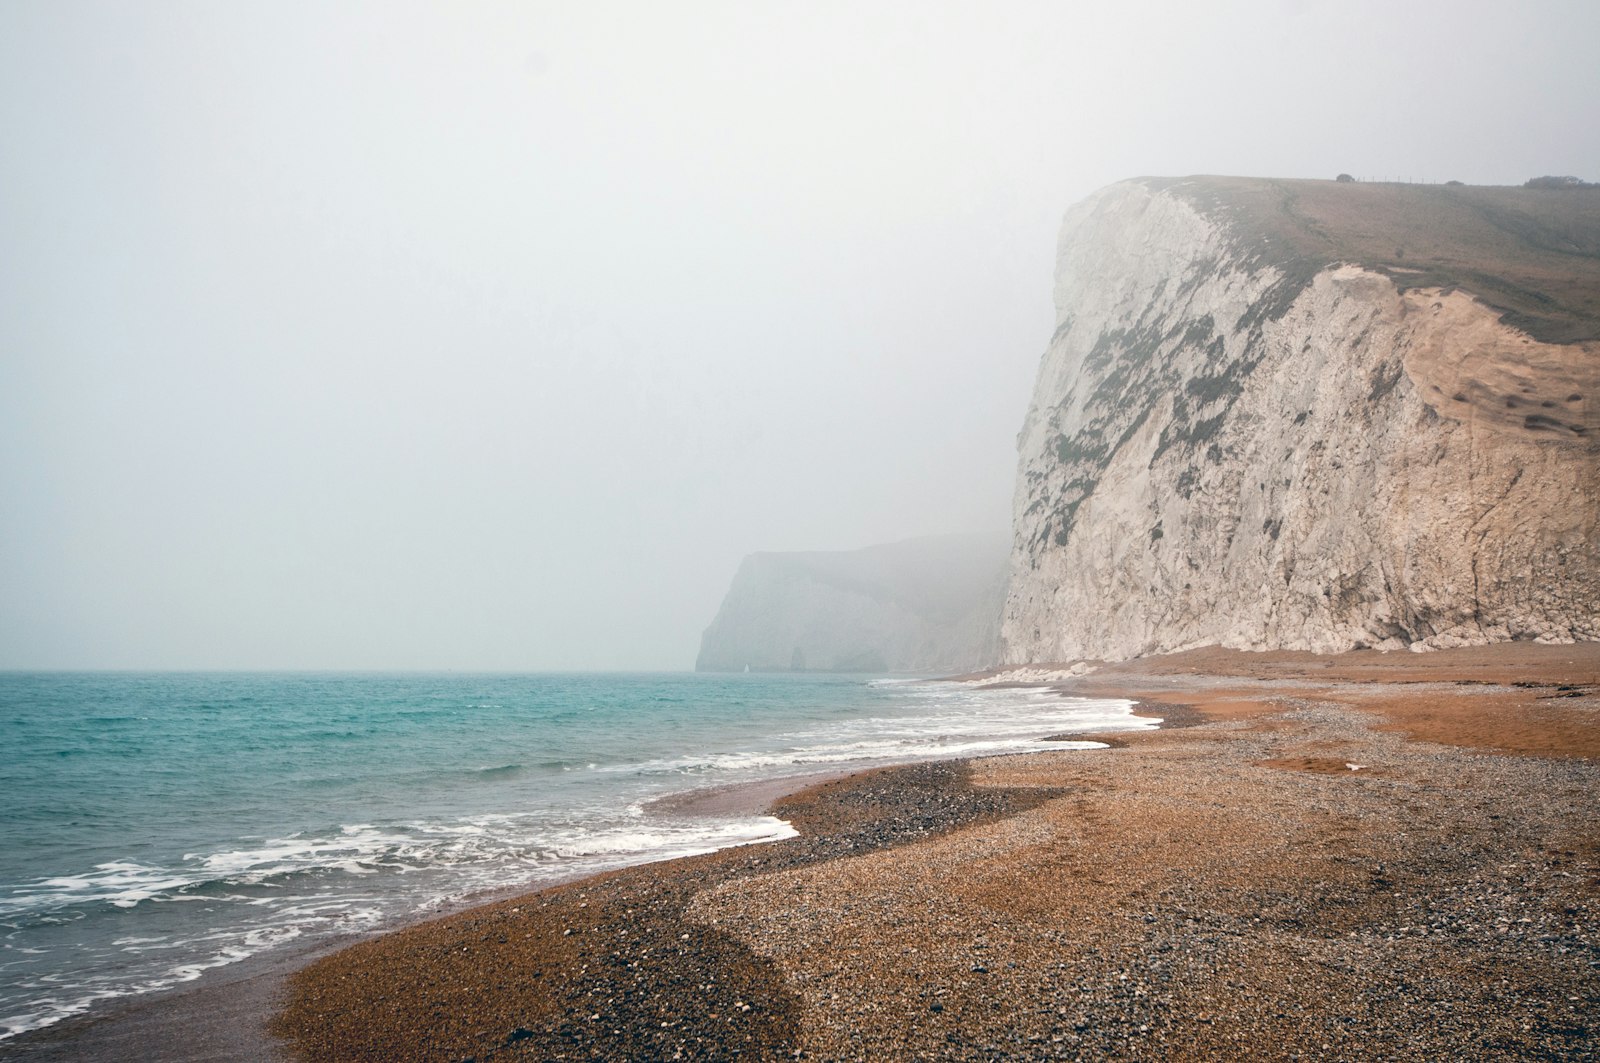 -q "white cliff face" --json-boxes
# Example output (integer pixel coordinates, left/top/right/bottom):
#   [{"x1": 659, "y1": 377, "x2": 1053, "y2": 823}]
[
  {"x1": 698, "y1": 535, "x2": 1008, "y2": 673},
  {"x1": 1003, "y1": 180, "x2": 1600, "y2": 662}
]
